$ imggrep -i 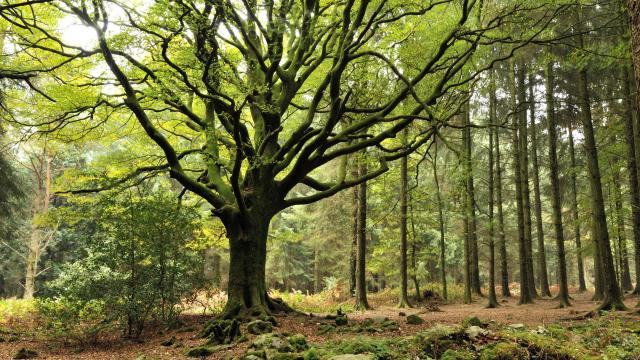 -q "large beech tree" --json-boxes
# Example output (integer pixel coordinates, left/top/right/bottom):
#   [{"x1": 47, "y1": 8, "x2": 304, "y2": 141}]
[{"x1": 1, "y1": 0, "x2": 566, "y2": 318}]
